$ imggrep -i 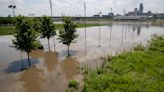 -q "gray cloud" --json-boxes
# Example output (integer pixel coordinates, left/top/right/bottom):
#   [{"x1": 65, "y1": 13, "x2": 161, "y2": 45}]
[{"x1": 0, "y1": 0, "x2": 164, "y2": 17}]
